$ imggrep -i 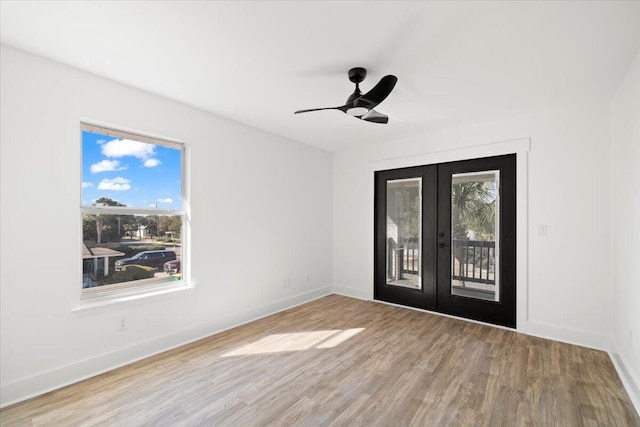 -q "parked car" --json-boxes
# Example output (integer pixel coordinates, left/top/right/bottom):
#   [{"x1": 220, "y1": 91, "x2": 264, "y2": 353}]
[
  {"x1": 163, "y1": 259, "x2": 181, "y2": 274},
  {"x1": 115, "y1": 250, "x2": 176, "y2": 271}
]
